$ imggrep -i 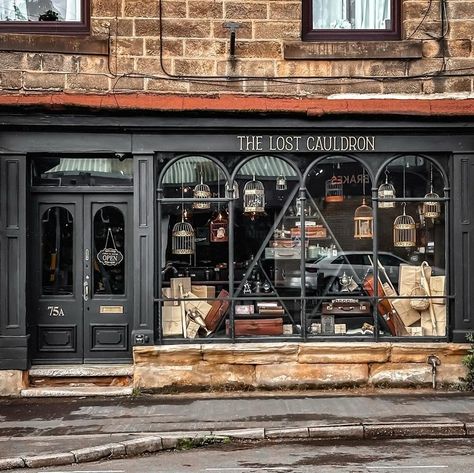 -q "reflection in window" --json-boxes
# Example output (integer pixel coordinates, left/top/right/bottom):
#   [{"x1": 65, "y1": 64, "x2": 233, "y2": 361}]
[
  {"x1": 93, "y1": 206, "x2": 125, "y2": 295},
  {"x1": 41, "y1": 207, "x2": 73, "y2": 295},
  {"x1": 32, "y1": 157, "x2": 133, "y2": 187}
]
